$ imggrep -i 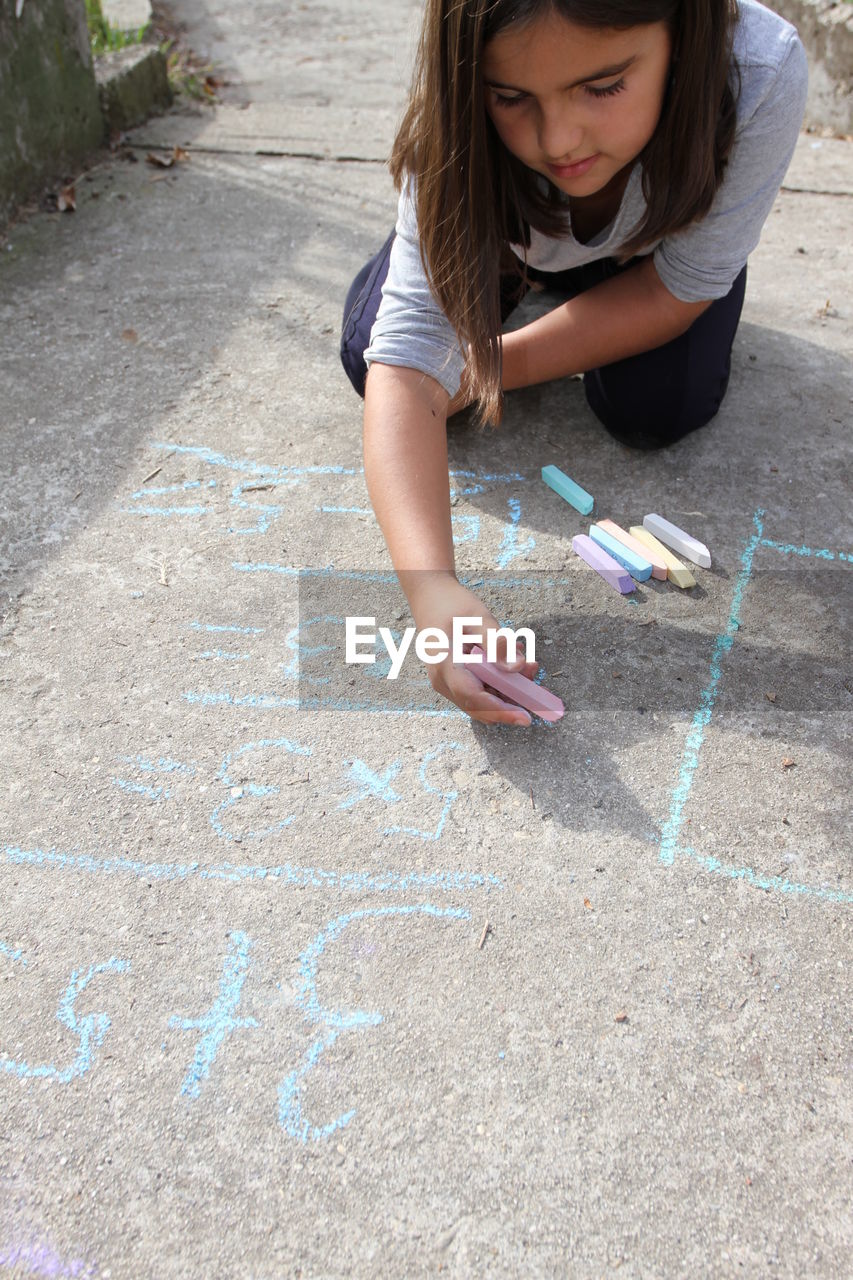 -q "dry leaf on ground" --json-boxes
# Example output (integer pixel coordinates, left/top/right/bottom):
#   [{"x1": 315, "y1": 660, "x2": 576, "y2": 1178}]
[{"x1": 146, "y1": 146, "x2": 190, "y2": 169}]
